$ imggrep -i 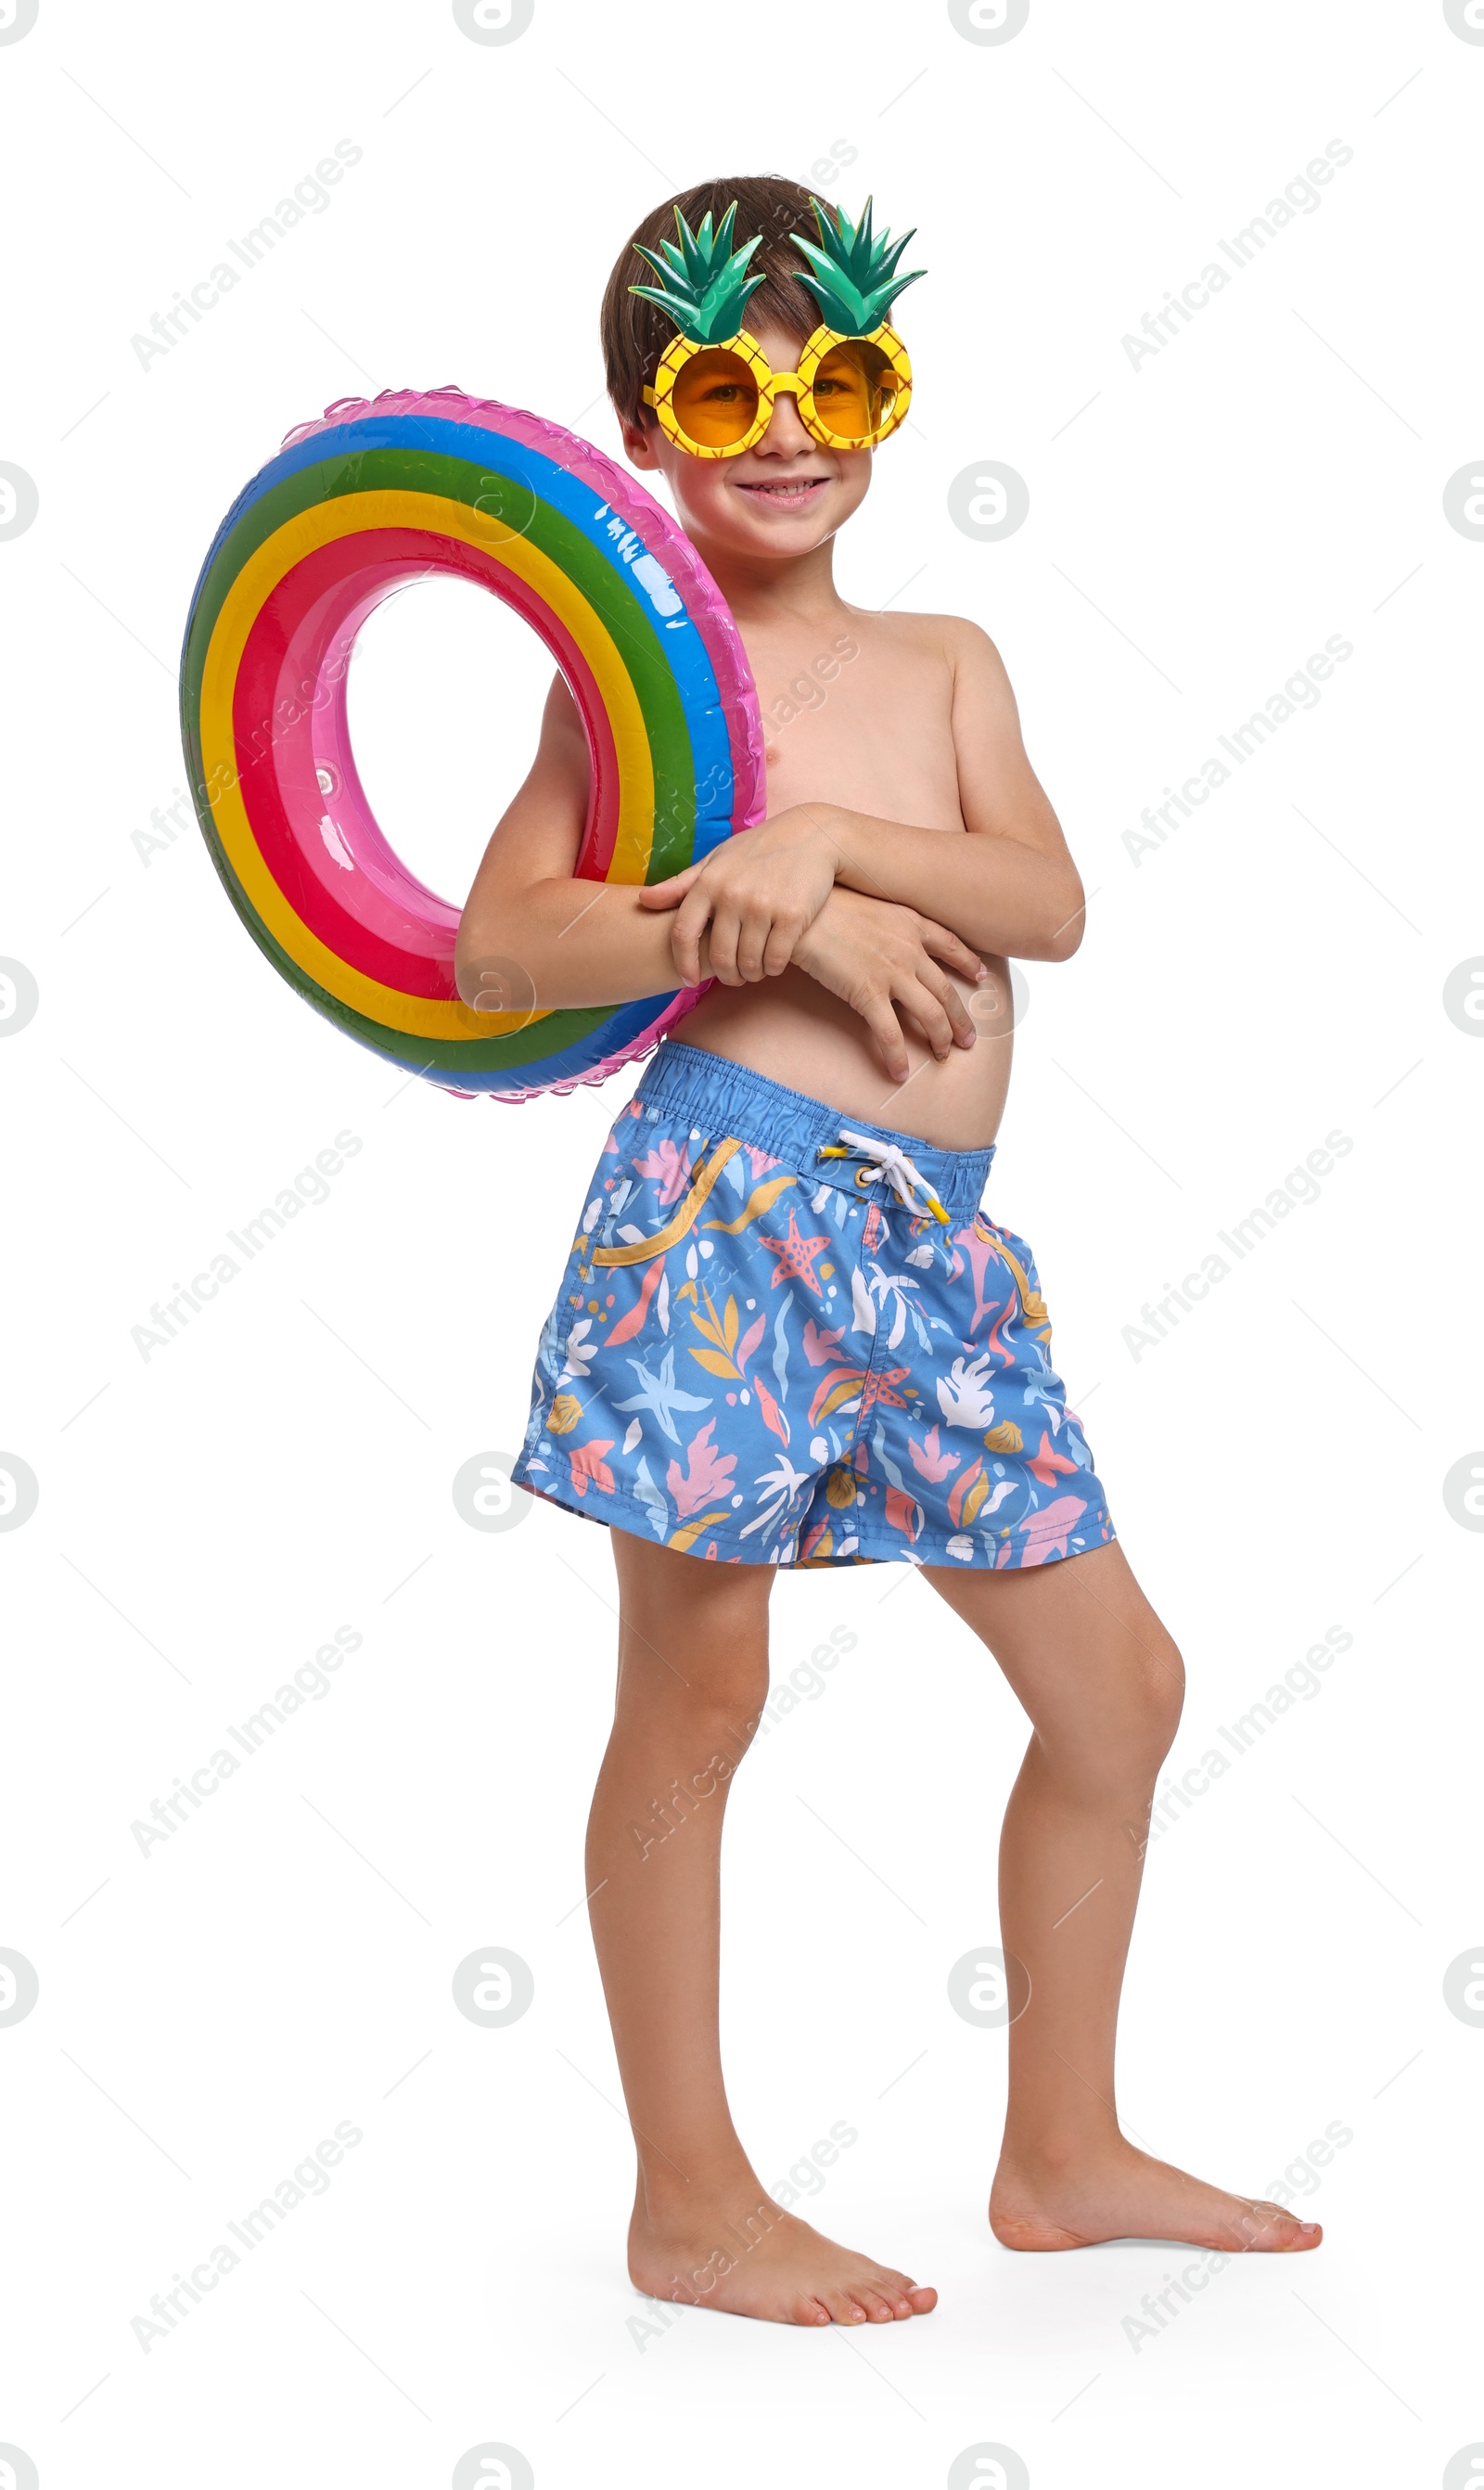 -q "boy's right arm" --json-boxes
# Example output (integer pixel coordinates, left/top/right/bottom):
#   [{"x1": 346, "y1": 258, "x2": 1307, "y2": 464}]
[
  {"x1": 455, "y1": 674, "x2": 983, "y2": 1075},
  {"x1": 454, "y1": 674, "x2": 693, "y2": 1012}
]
